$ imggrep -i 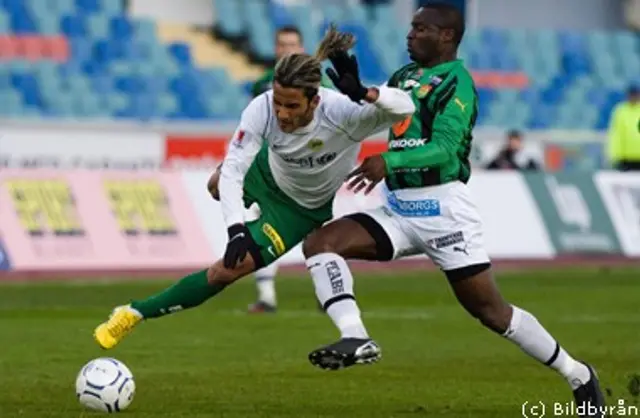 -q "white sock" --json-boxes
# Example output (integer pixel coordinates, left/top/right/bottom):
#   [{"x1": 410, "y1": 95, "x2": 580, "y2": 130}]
[
  {"x1": 306, "y1": 252, "x2": 369, "y2": 339},
  {"x1": 503, "y1": 305, "x2": 591, "y2": 389},
  {"x1": 254, "y1": 263, "x2": 278, "y2": 306}
]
